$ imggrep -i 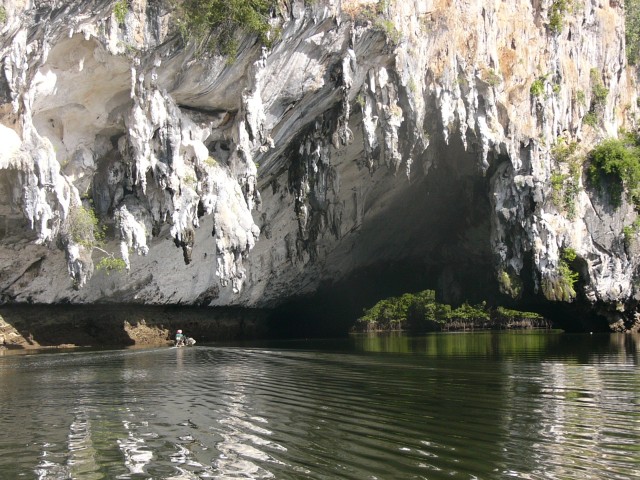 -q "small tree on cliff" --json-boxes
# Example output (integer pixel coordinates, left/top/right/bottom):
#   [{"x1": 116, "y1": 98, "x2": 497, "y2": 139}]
[
  {"x1": 62, "y1": 205, "x2": 126, "y2": 280},
  {"x1": 175, "y1": 0, "x2": 278, "y2": 58}
]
